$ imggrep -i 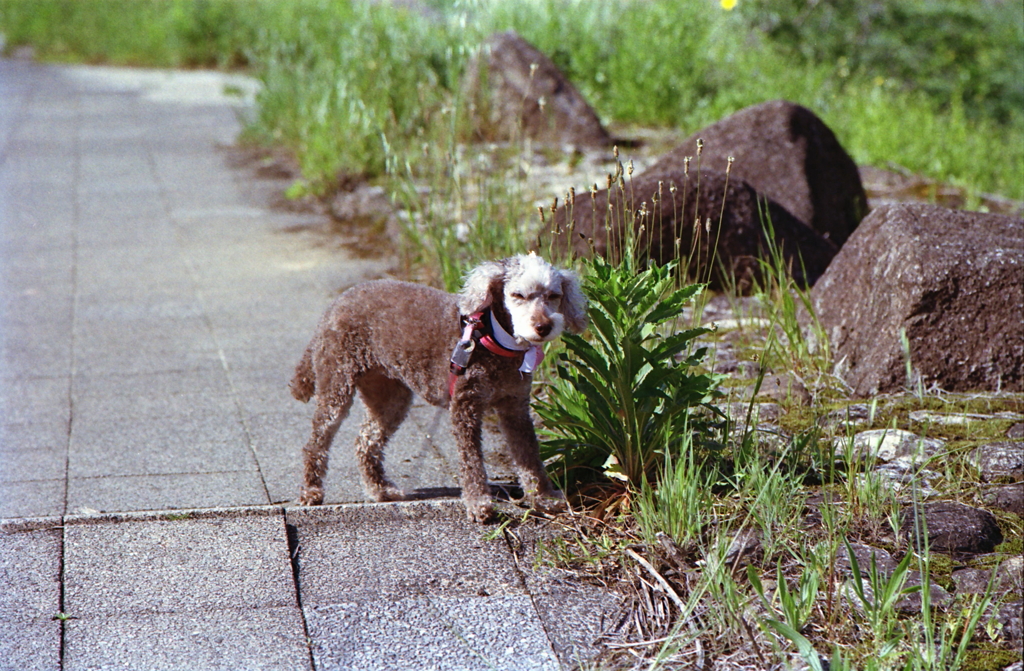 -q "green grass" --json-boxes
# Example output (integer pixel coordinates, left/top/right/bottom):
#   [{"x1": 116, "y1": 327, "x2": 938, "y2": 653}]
[
  {"x1": 0, "y1": 0, "x2": 264, "y2": 68},
  {"x1": 2, "y1": 0, "x2": 1021, "y2": 203},
  {"x1": 738, "y1": 0, "x2": 1024, "y2": 125}
]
